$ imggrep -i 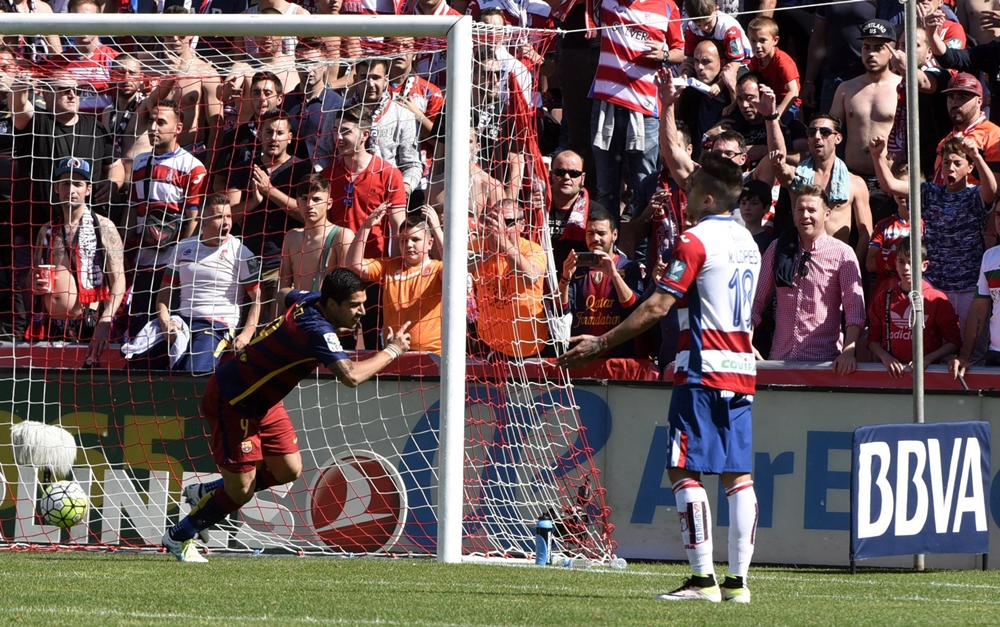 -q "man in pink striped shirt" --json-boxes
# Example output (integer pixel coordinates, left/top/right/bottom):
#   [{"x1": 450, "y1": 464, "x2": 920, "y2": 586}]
[{"x1": 751, "y1": 184, "x2": 865, "y2": 373}]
